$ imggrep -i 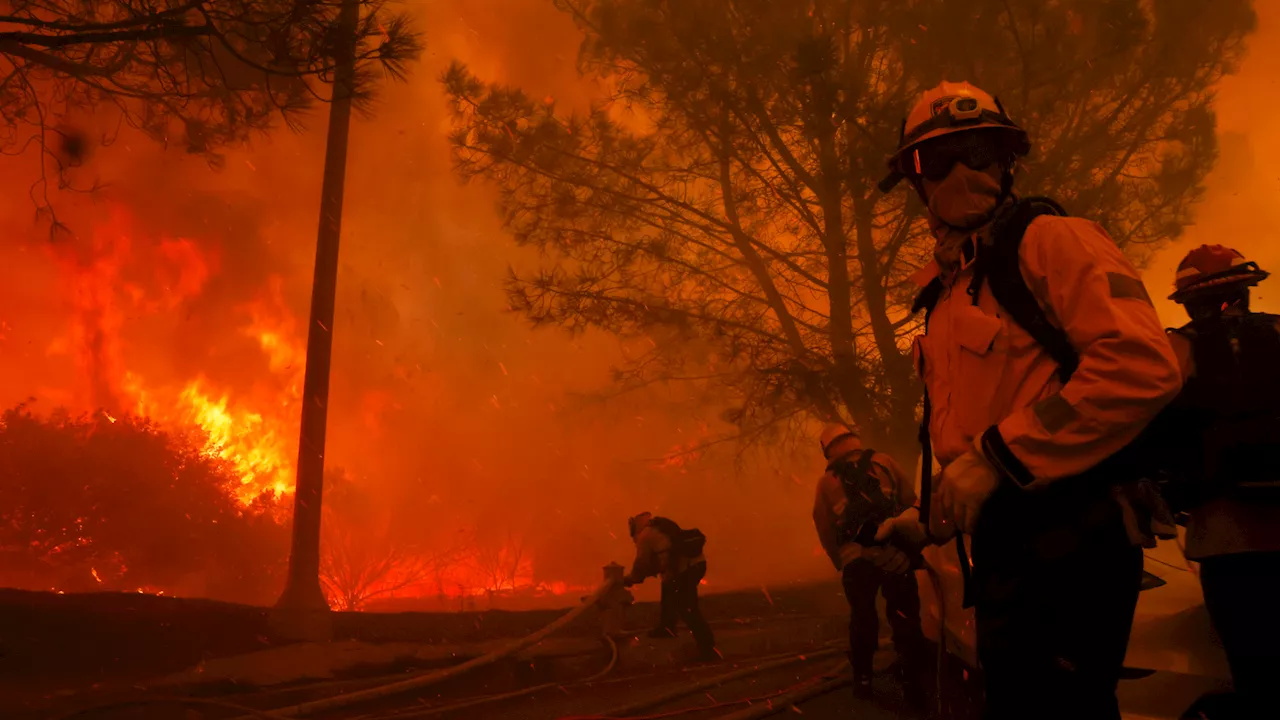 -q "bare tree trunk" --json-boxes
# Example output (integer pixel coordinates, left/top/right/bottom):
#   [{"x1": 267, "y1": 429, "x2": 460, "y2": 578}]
[
  {"x1": 275, "y1": 0, "x2": 359, "y2": 617},
  {"x1": 815, "y1": 134, "x2": 881, "y2": 447},
  {"x1": 852, "y1": 197, "x2": 923, "y2": 471}
]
